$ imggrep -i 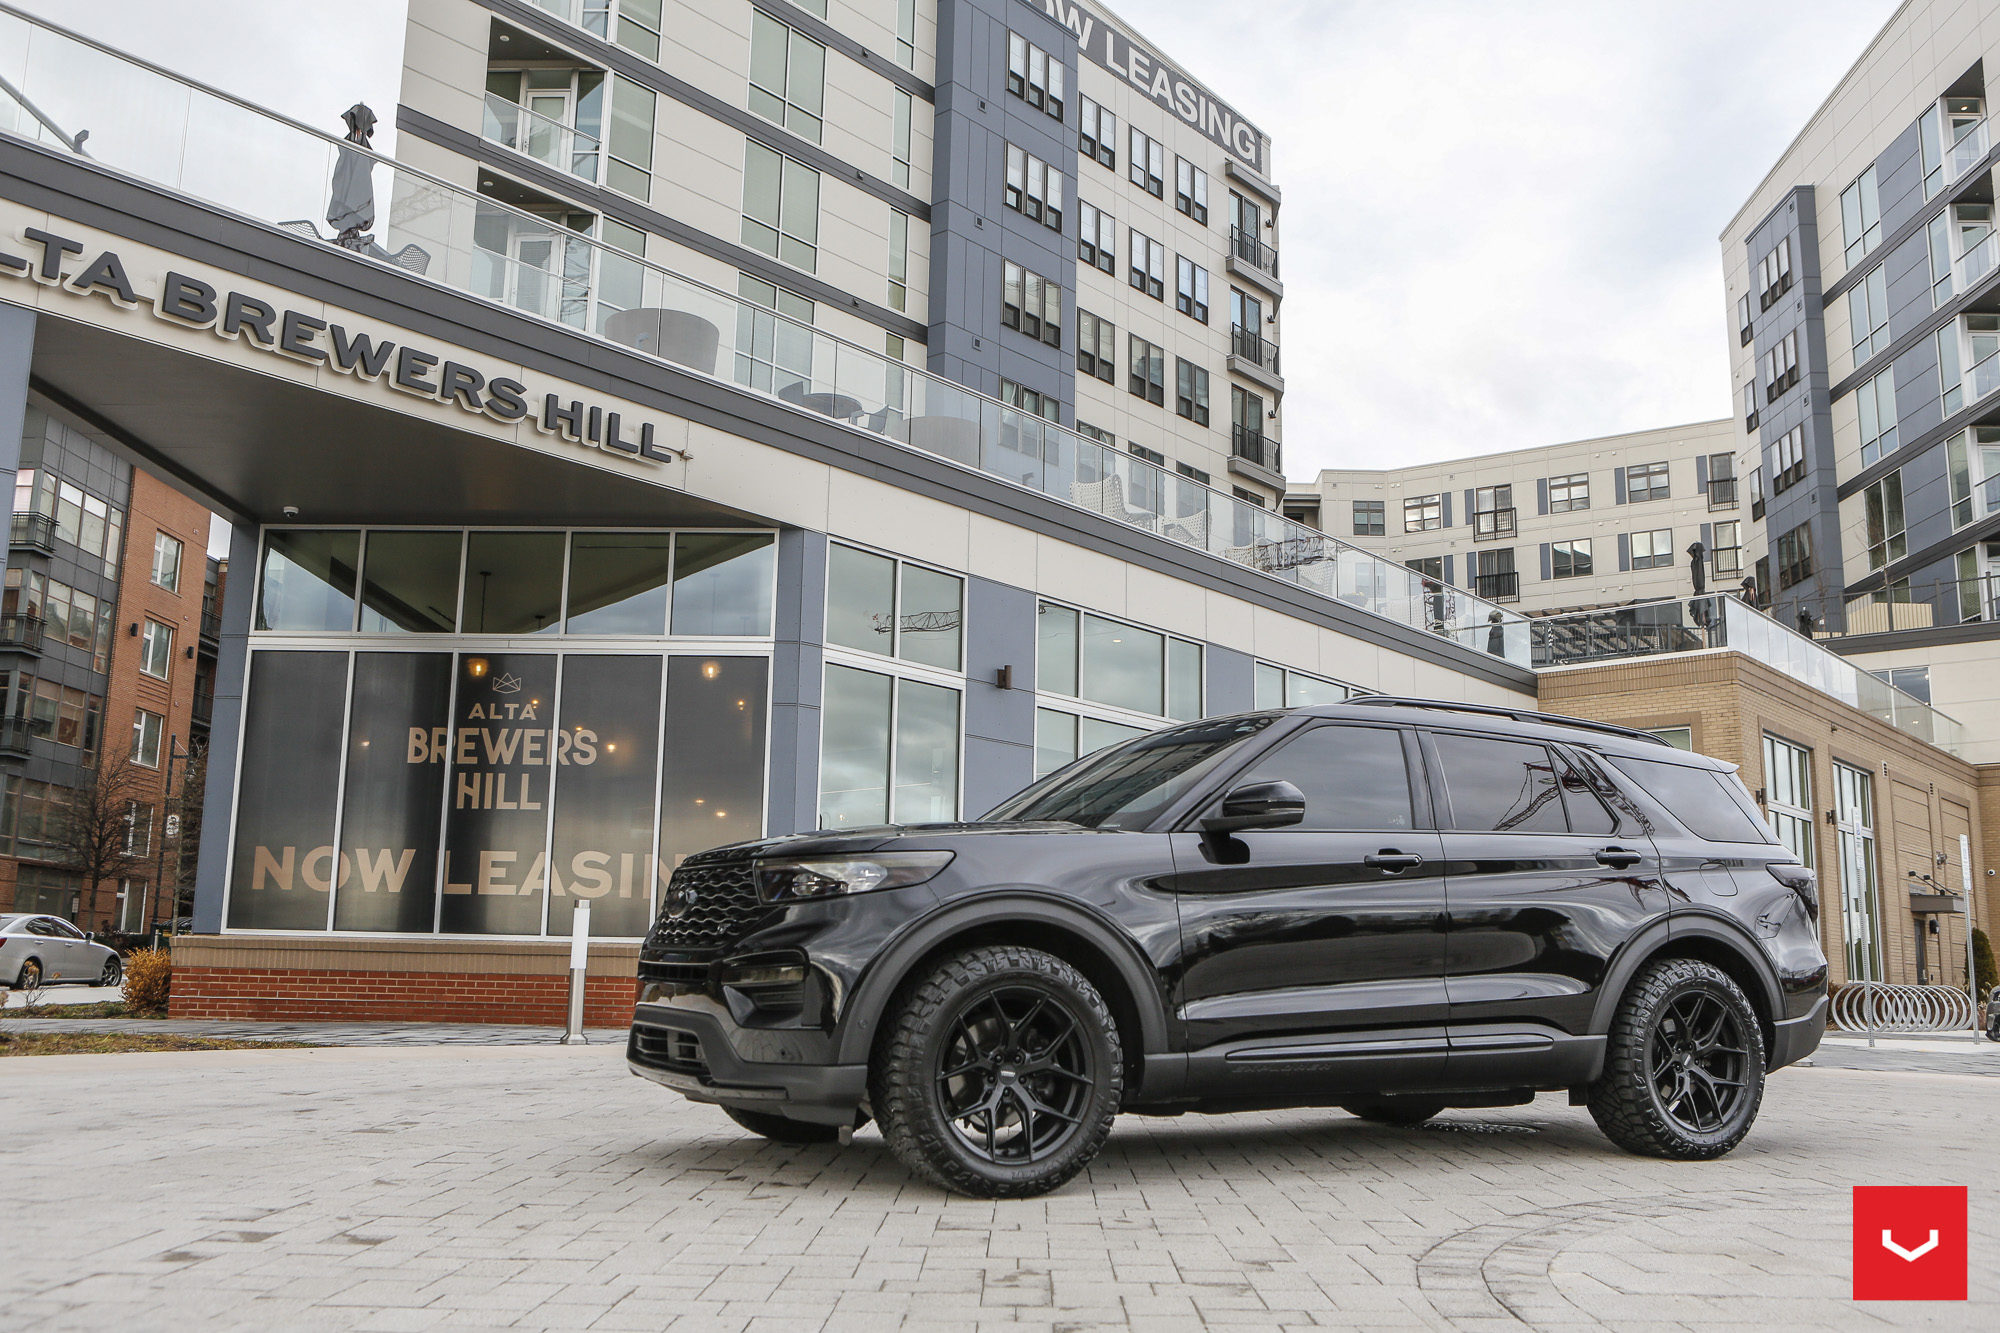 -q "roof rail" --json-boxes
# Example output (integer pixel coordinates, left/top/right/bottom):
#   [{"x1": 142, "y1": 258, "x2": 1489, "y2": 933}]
[{"x1": 1343, "y1": 696, "x2": 1671, "y2": 746}]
